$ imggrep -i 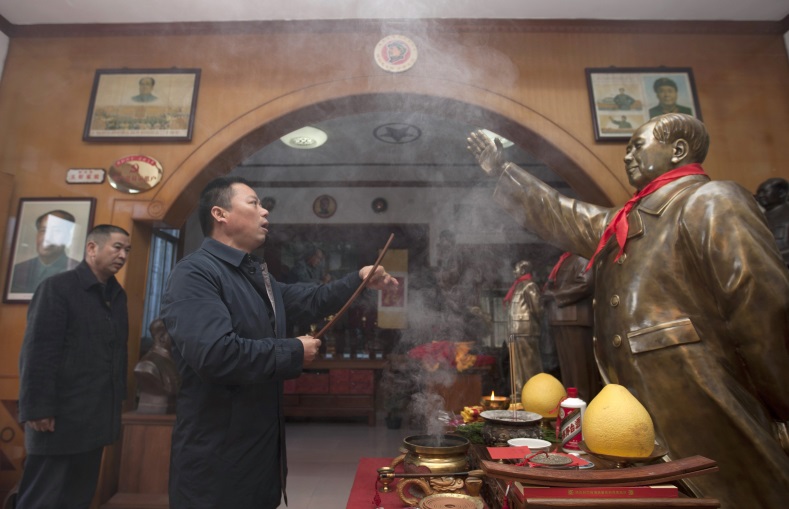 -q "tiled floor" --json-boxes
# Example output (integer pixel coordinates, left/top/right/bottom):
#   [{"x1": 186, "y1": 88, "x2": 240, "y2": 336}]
[{"x1": 279, "y1": 417, "x2": 417, "y2": 509}]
